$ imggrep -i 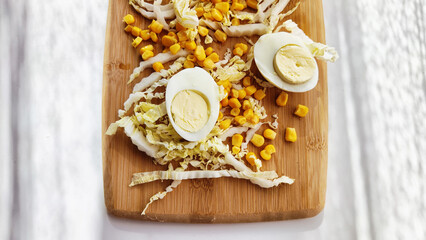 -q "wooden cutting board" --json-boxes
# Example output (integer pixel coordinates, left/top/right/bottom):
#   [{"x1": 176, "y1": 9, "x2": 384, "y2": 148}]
[{"x1": 102, "y1": 0, "x2": 328, "y2": 223}]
